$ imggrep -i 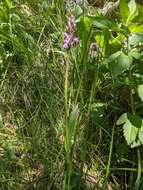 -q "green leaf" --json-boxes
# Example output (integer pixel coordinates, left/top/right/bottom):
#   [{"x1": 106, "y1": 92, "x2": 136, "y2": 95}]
[
  {"x1": 133, "y1": 5, "x2": 143, "y2": 22},
  {"x1": 131, "y1": 126, "x2": 143, "y2": 148},
  {"x1": 123, "y1": 119, "x2": 139, "y2": 145},
  {"x1": 129, "y1": 50, "x2": 141, "y2": 60},
  {"x1": 127, "y1": 0, "x2": 138, "y2": 23},
  {"x1": 108, "y1": 51, "x2": 122, "y2": 62},
  {"x1": 127, "y1": 113, "x2": 142, "y2": 128},
  {"x1": 116, "y1": 113, "x2": 127, "y2": 125},
  {"x1": 119, "y1": 0, "x2": 129, "y2": 22},
  {"x1": 138, "y1": 85, "x2": 143, "y2": 102},
  {"x1": 129, "y1": 33, "x2": 143, "y2": 46},
  {"x1": 138, "y1": 126, "x2": 143, "y2": 144},
  {"x1": 117, "y1": 113, "x2": 143, "y2": 147},
  {"x1": 75, "y1": 5, "x2": 83, "y2": 19},
  {"x1": 111, "y1": 52, "x2": 132, "y2": 77},
  {"x1": 129, "y1": 24, "x2": 143, "y2": 33},
  {"x1": 92, "y1": 17, "x2": 111, "y2": 30}
]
